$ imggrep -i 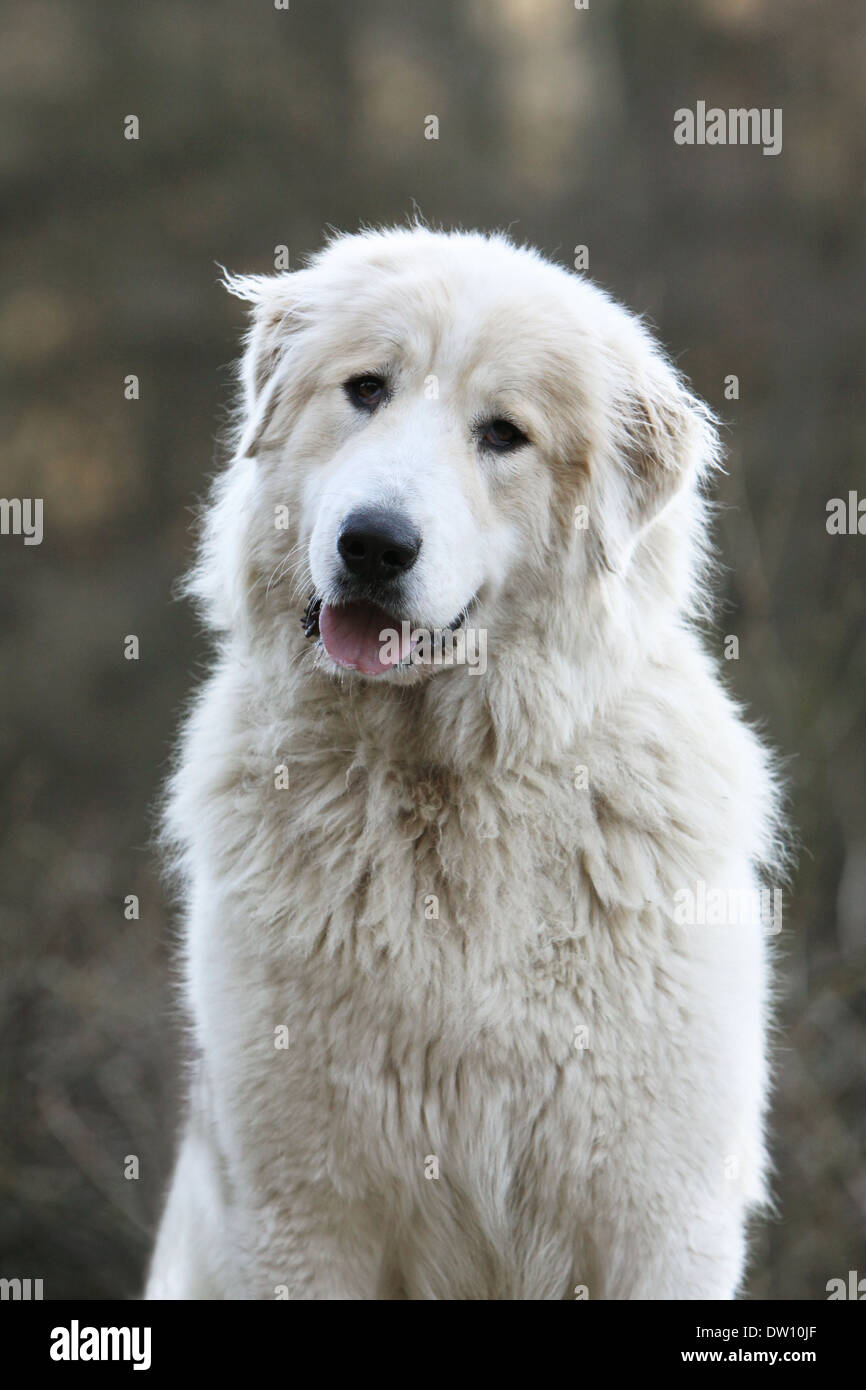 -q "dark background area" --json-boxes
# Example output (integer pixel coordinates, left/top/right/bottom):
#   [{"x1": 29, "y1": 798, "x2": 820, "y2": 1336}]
[{"x1": 1, "y1": 0, "x2": 864, "y2": 1299}]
